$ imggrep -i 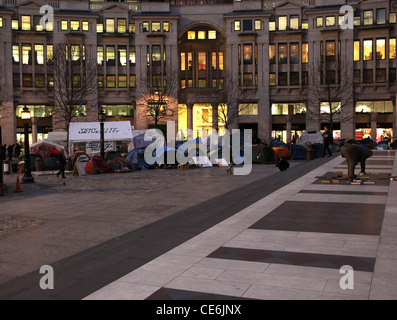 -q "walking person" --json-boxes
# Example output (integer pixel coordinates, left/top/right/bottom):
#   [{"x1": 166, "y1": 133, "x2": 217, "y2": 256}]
[
  {"x1": 14, "y1": 144, "x2": 21, "y2": 159},
  {"x1": 57, "y1": 152, "x2": 67, "y2": 178},
  {"x1": 7, "y1": 144, "x2": 14, "y2": 161},
  {"x1": 322, "y1": 126, "x2": 332, "y2": 157},
  {"x1": 341, "y1": 143, "x2": 373, "y2": 182}
]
